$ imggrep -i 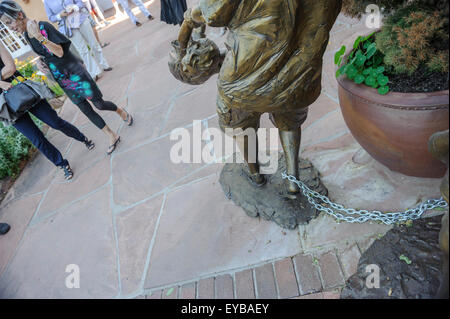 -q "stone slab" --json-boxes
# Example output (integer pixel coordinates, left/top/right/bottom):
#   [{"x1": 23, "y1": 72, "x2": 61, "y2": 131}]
[
  {"x1": 144, "y1": 175, "x2": 302, "y2": 289},
  {"x1": 0, "y1": 188, "x2": 118, "y2": 298},
  {"x1": 116, "y1": 195, "x2": 164, "y2": 296}
]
